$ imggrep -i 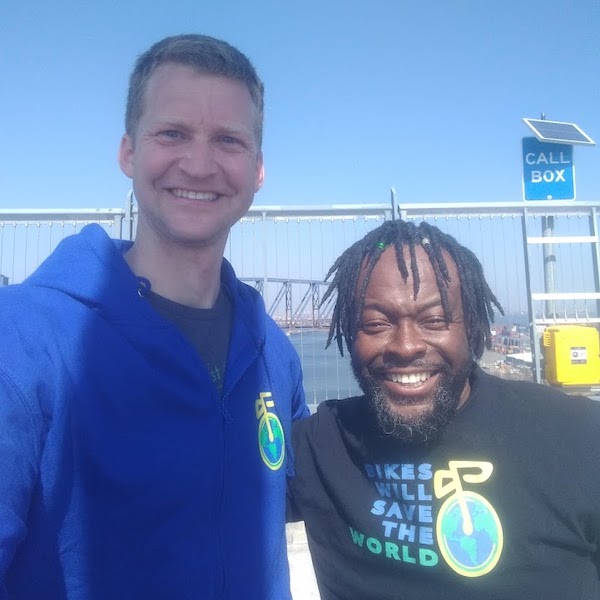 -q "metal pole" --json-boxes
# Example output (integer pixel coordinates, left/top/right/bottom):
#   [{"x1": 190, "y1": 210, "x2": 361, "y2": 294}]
[
  {"x1": 538, "y1": 112, "x2": 557, "y2": 320},
  {"x1": 390, "y1": 187, "x2": 398, "y2": 220},
  {"x1": 590, "y1": 207, "x2": 600, "y2": 319},
  {"x1": 262, "y1": 210, "x2": 268, "y2": 308},
  {"x1": 542, "y1": 215, "x2": 556, "y2": 319},
  {"x1": 521, "y1": 209, "x2": 541, "y2": 383},
  {"x1": 124, "y1": 190, "x2": 135, "y2": 241}
]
